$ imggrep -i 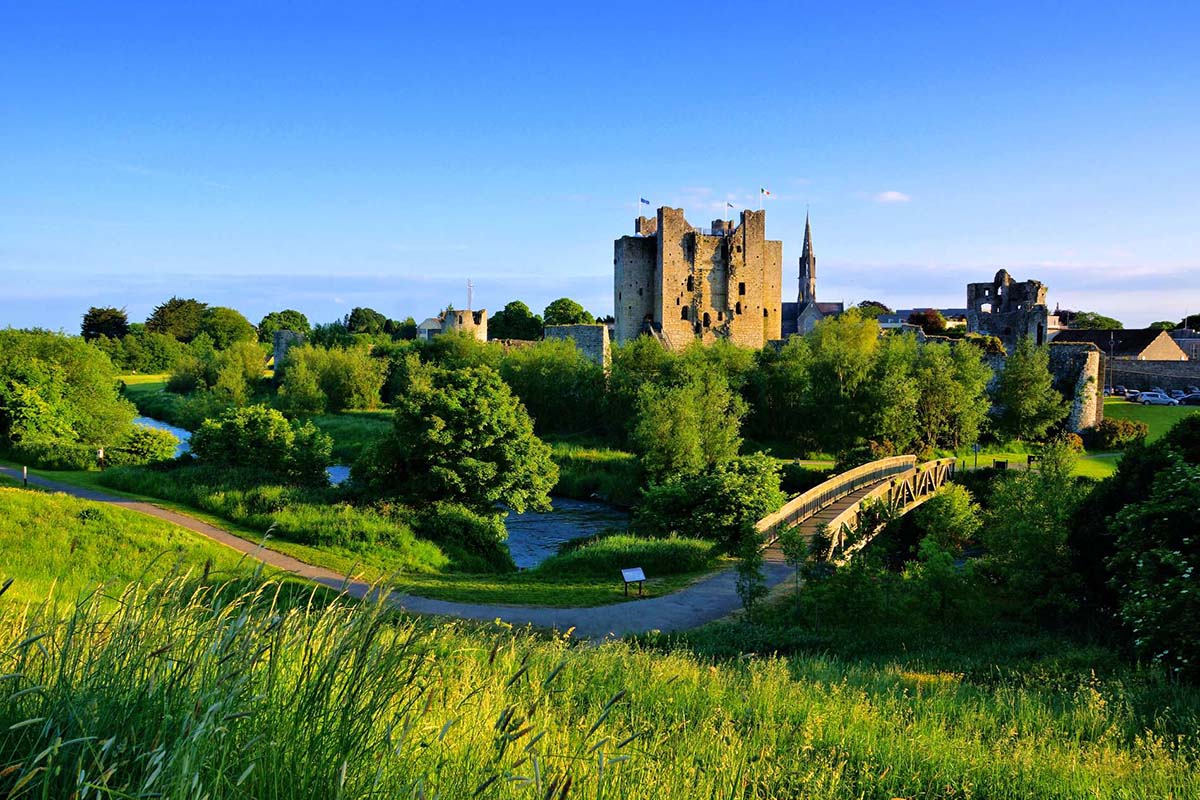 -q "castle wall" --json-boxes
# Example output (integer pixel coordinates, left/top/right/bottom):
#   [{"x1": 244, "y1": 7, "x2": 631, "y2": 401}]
[
  {"x1": 1048, "y1": 343, "x2": 1104, "y2": 431},
  {"x1": 656, "y1": 207, "x2": 695, "y2": 347},
  {"x1": 613, "y1": 236, "x2": 656, "y2": 344},
  {"x1": 444, "y1": 309, "x2": 488, "y2": 342},
  {"x1": 1109, "y1": 360, "x2": 1200, "y2": 392},
  {"x1": 544, "y1": 324, "x2": 611, "y2": 368}
]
